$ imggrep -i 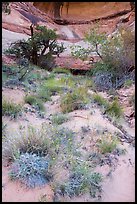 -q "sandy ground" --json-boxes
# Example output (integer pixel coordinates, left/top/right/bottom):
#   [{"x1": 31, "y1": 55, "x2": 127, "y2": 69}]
[{"x1": 2, "y1": 86, "x2": 135, "y2": 202}]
